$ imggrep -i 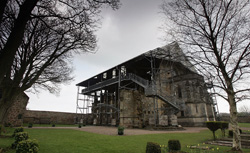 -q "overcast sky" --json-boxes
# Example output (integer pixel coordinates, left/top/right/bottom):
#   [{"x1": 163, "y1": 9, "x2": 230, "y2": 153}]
[{"x1": 26, "y1": 0, "x2": 248, "y2": 114}]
